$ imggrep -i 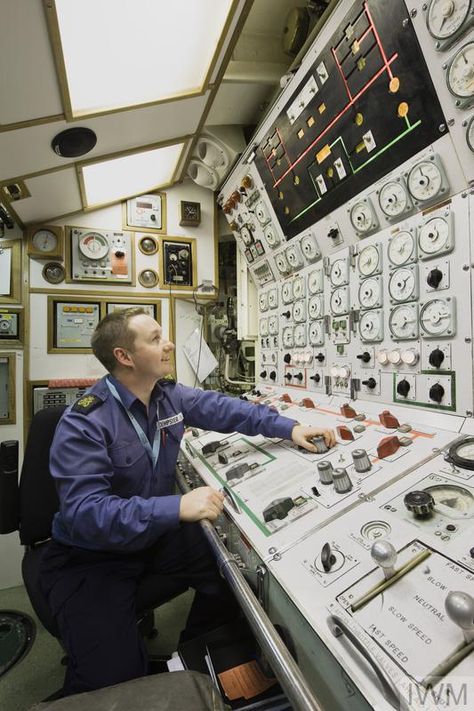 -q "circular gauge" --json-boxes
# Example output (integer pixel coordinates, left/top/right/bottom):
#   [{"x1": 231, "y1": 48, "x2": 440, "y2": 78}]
[
  {"x1": 138, "y1": 269, "x2": 158, "y2": 288},
  {"x1": 466, "y1": 115, "x2": 474, "y2": 151},
  {"x1": 31, "y1": 229, "x2": 59, "y2": 254},
  {"x1": 308, "y1": 269, "x2": 323, "y2": 294},
  {"x1": 389, "y1": 304, "x2": 419, "y2": 339},
  {"x1": 448, "y1": 437, "x2": 474, "y2": 469},
  {"x1": 240, "y1": 225, "x2": 253, "y2": 247},
  {"x1": 255, "y1": 201, "x2": 269, "y2": 225},
  {"x1": 418, "y1": 216, "x2": 450, "y2": 255},
  {"x1": 308, "y1": 295, "x2": 323, "y2": 319},
  {"x1": 420, "y1": 298, "x2": 453, "y2": 335},
  {"x1": 388, "y1": 231, "x2": 416, "y2": 266},
  {"x1": 293, "y1": 299, "x2": 306, "y2": 322},
  {"x1": 427, "y1": 0, "x2": 471, "y2": 40},
  {"x1": 138, "y1": 235, "x2": 158, "y2": 255},
  {"x1": 379, "y1": 180, "x2": 409, "y2": 218},
  {"x1": 42, "y1": 261, "x2": 65, "y2": 284},
  {"x1": 282, "y1": 282, "x2": 293, "y2": 304},
  {"x1": 268, "y1": 289, "x2": 278, "y2": 309},
  {"x1": 78, "y1": 232, "x2": 109, "y2": 260},
  {"x1": 358, "y1": 277, "x2": 381, "y2": 309},
  {"x1": 309, "y1": 320, "x2": 324, "y2": 345},
  {"x1": 260, "y1": 318, "x2": 269, "y2": 336},
  {"x1": 389, "y1": 267, "x2": 417, "y2": 302},
  {"x1": 350, "y1": 201, "x2": 374, "y2": 233},
  {"x1": 282, "y1": 326, "x2": 294, "y2": 348},
  {"x1": 446, "y1": 41, "x2": 474, "y2": 98},
  {"x1": 407, "y1": 160, "x2": 443, "y2": 203},
  {"x1": 268, "y1": 315, "x2": 279, "y2": 335},
  {"x1": 259, "y1": 292, "x2": 268, "y2": 311},
  {"x1": 359, "y1": 310, "x2": 383, "y2": 341},
  {"x1": 330, "y1": 259, "x2": 347, "y2": 286},
  {"x1": 275, "y1": 253, "x2": 290, "y2": 275},
  {"x1": 294, "y1": 324, "x2": 307, "y2": 347},
  {"x1": 264, "y1": 224, "x2": 280, "y2": 247},
  {"x1": 301, "y1": 233, "x2": 319, "y2": 262},
  {"x1": 286, "y1": 246, "x2": 303, "y2": 269},
  {"x1": 293, "y1": 276, "x2": 305, "y2": 299},
  {"x1": 330, "y1": 287, "x2": 348, "y2": 315},
  {"x1": 424, "y1": 484, "x2": 474, "y2": 515},
  {"x1": 358, "y1": 245, "x2": 380, "y2": 276}
]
